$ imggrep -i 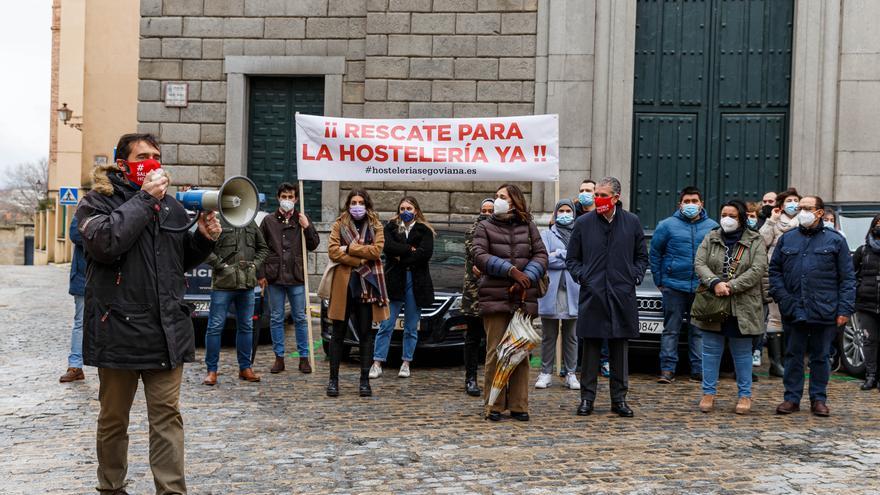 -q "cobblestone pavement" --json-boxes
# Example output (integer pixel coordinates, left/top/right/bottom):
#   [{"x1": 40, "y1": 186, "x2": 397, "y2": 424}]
[{"x1": 2, "y1": 265, "x2": 880, "y2": 494}]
